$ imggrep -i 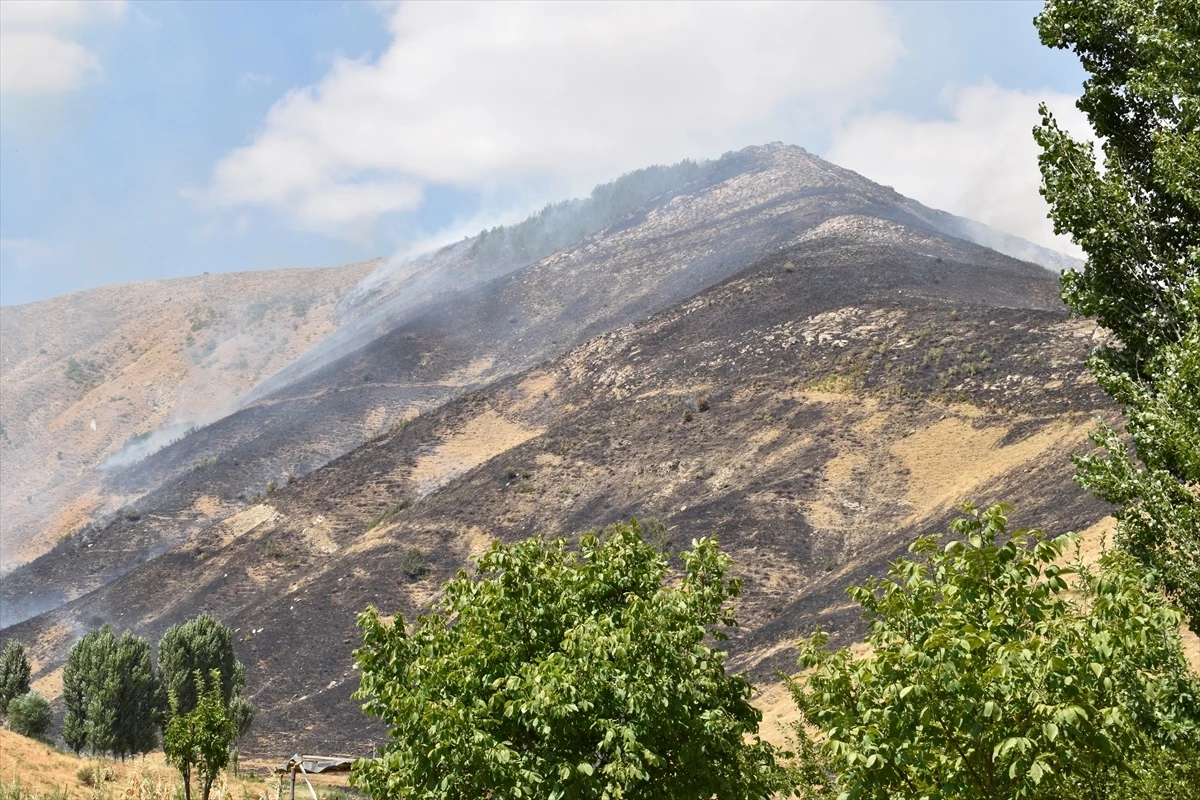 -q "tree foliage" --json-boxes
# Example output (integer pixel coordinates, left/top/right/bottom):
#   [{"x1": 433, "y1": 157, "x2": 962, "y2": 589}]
[
  {"x1": 114, "y1": 632, "x2": 161, "y2": 757},
  {"x1": 5, "y1": 691, "x2": 52, "y2": 740},
  {"x1": 61, "y1": 626, "x2": 160, "y2": 758},
  {"x1": 352, "y1": 521, "x2": 790, "y2": 800},
  {"x1": 0, "y1": 640, "x2": 32, "y2": 716},
  {"x1": 164, "y1": 670, "x2": 237, "y2": 800},
  {"x1": 788, "y1": 505, "x2": 1200, "y2": 800},
  {"x1": 1034, "y1": 0, "x2": 1200, "y2": 631},
  {"x1": 62, "y1": 625, "x2": 118, "y2": 755},
  {"x1": 157, "y1": 614, "x2": 253, "y2": 738}
]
